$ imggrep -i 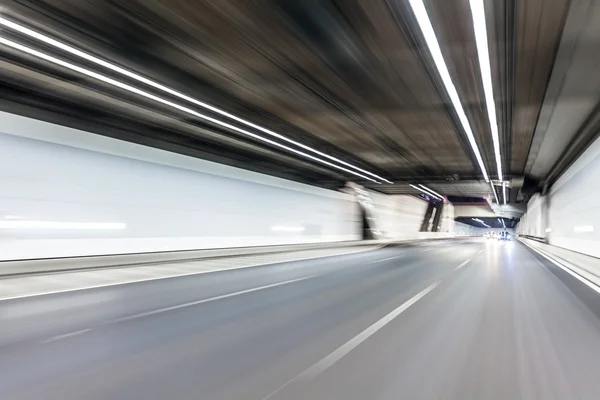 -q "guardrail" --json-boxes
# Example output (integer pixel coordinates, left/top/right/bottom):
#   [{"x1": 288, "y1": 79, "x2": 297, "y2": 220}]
[
  {"x1": 0, "y1": 234, "x2": 463, "y2": 277},
  {"x1": 0, "y1": 240, "x2": 395, "y2": 277},
  {"x1": 519, "y1": 238, "x2": 600, "y2": 289}
]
